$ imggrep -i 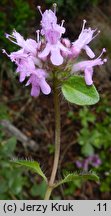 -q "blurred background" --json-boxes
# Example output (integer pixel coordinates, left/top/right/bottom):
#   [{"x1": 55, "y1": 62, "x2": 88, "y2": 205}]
[{"x1": 0, "y1": 0, "x2": 111, "y2": 200}]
